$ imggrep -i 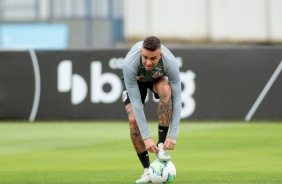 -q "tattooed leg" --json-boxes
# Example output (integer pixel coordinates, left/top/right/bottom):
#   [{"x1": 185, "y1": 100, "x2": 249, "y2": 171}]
[
  {"x1": 153, "y1": 77, "x2": 172, "y2": 127},
  {"x1": 153, "y1": 77, "x2": 172, "y2": 145},
  {"x1": 158, "y1": 93, "x2": 172, "y2": 126},
  {"x1": 125, "y1": 104, "x2": 146, "y2": 153}
]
